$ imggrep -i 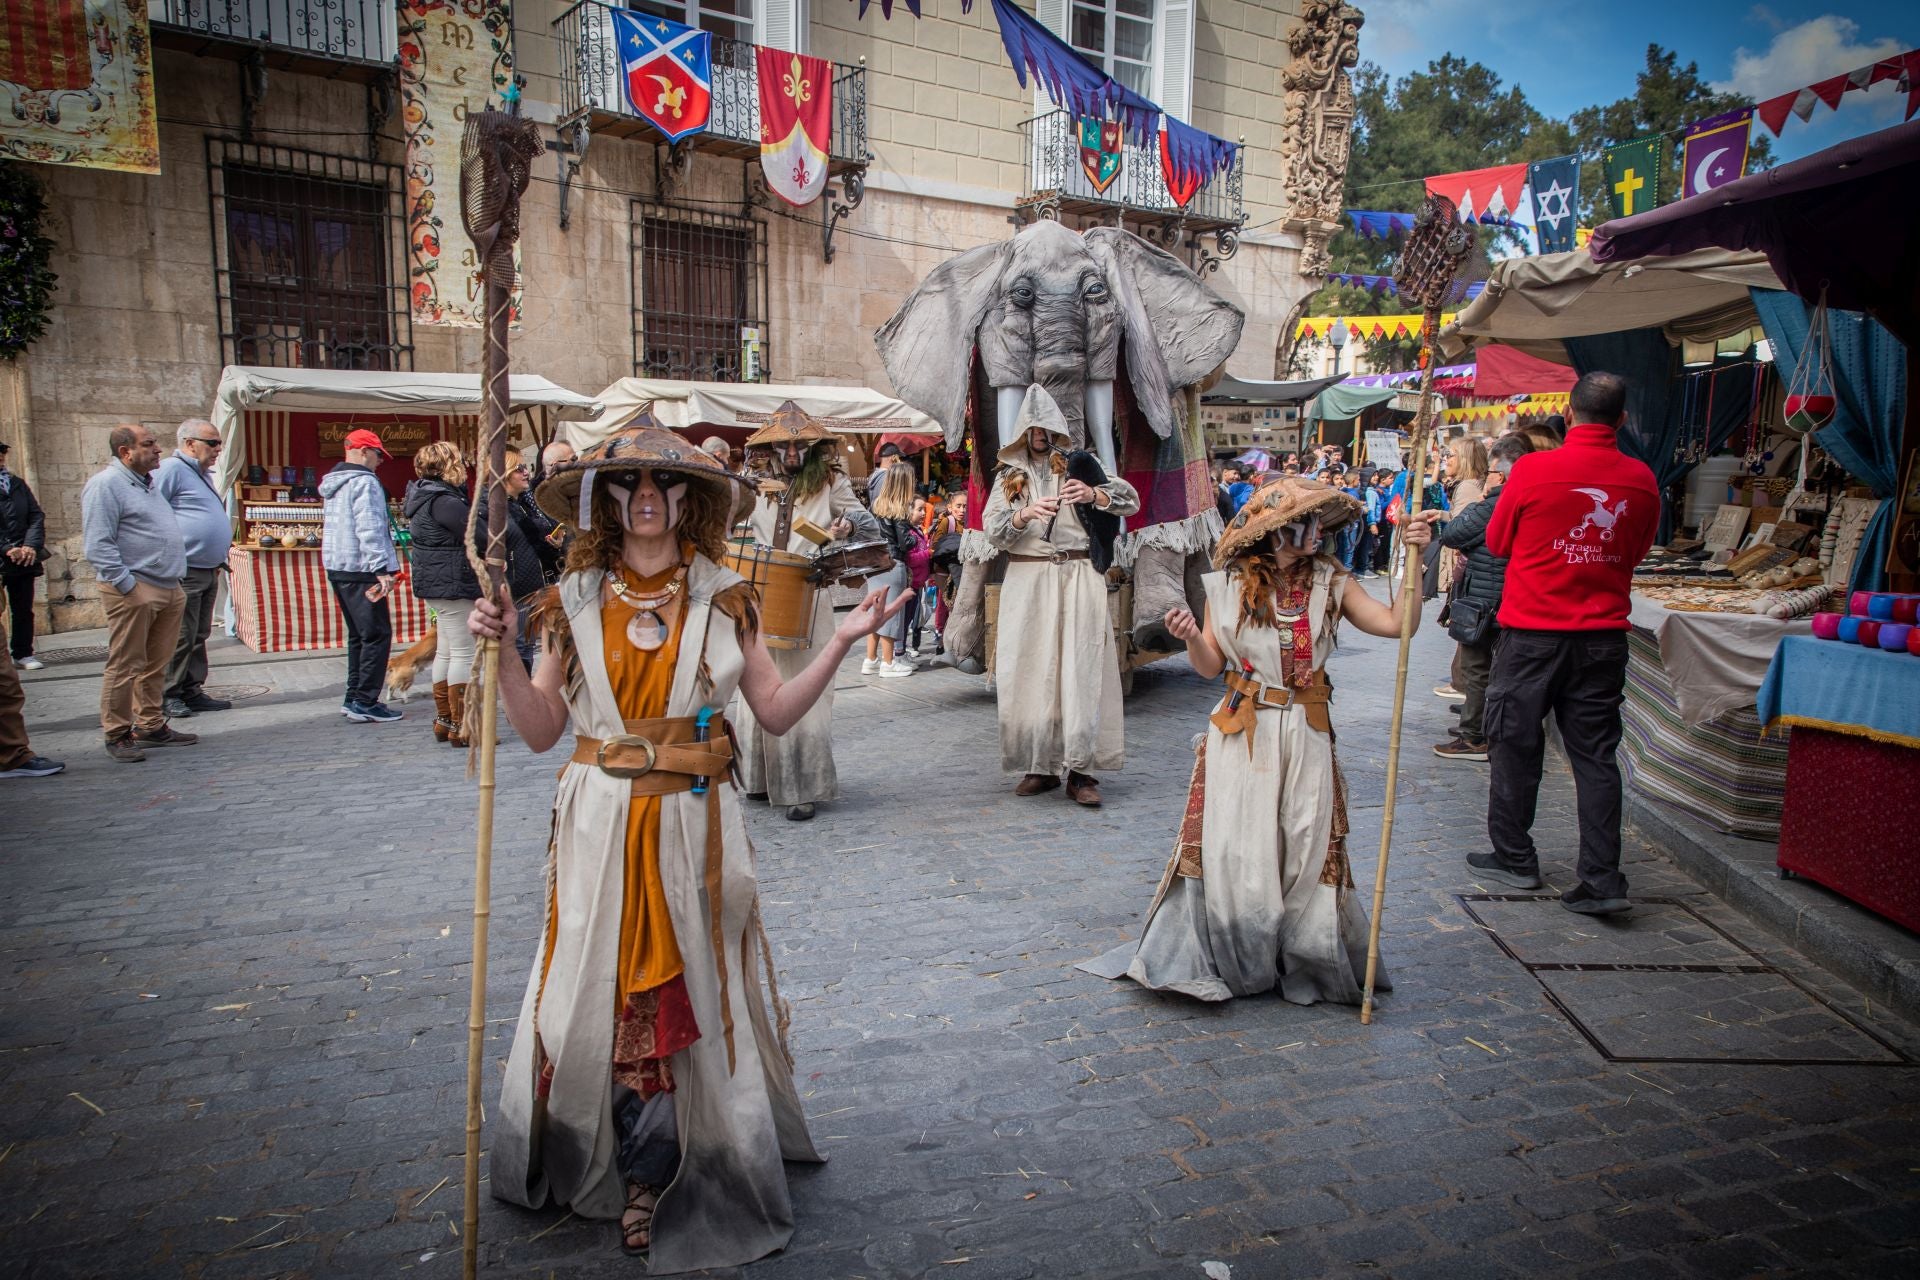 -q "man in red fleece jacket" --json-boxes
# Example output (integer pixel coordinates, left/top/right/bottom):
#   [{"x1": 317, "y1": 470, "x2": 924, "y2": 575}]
[{"x1": 1474, "y1": 372, "x2": 1658, "y2": 915}]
